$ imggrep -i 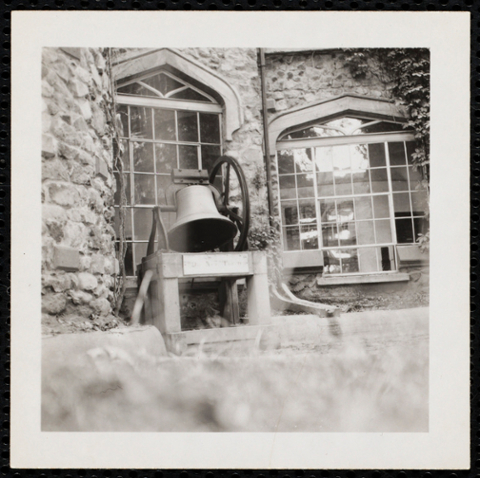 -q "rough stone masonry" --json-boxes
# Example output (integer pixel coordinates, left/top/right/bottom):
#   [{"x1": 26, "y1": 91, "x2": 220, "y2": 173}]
[{"x1": 42, "y1": 47, "x2": 117, "y2": 327}]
